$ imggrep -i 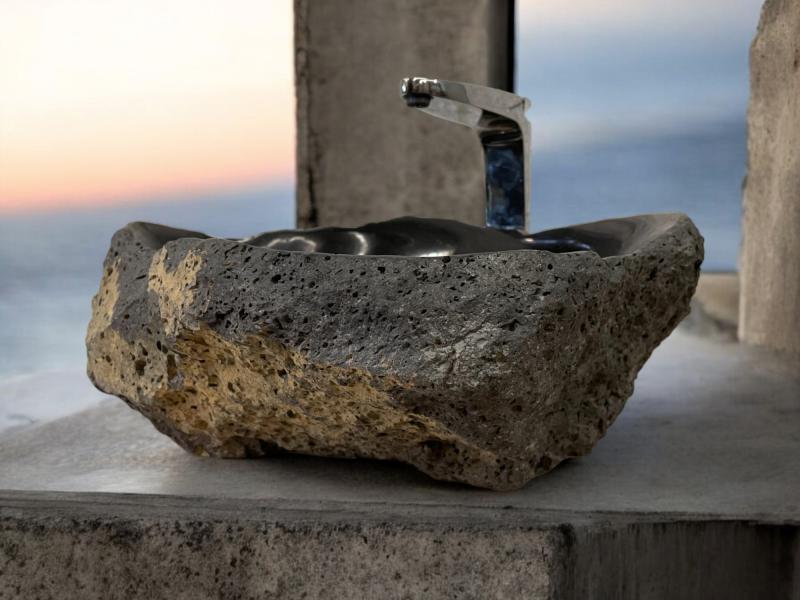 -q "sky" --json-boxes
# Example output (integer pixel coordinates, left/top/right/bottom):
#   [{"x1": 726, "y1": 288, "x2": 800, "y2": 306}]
[
  {"x1": 517, "y1": 0, "x2": 763, "y2": 149},
  {"x1": 0, "y1": 0, "x2": 294, "y2": 213},
  {"x1": 518, "y1": 0, "x2": 761, "y2": 30},
  {"x1": 0, "y1": 0, "x2": 764, "y2": 215}
]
